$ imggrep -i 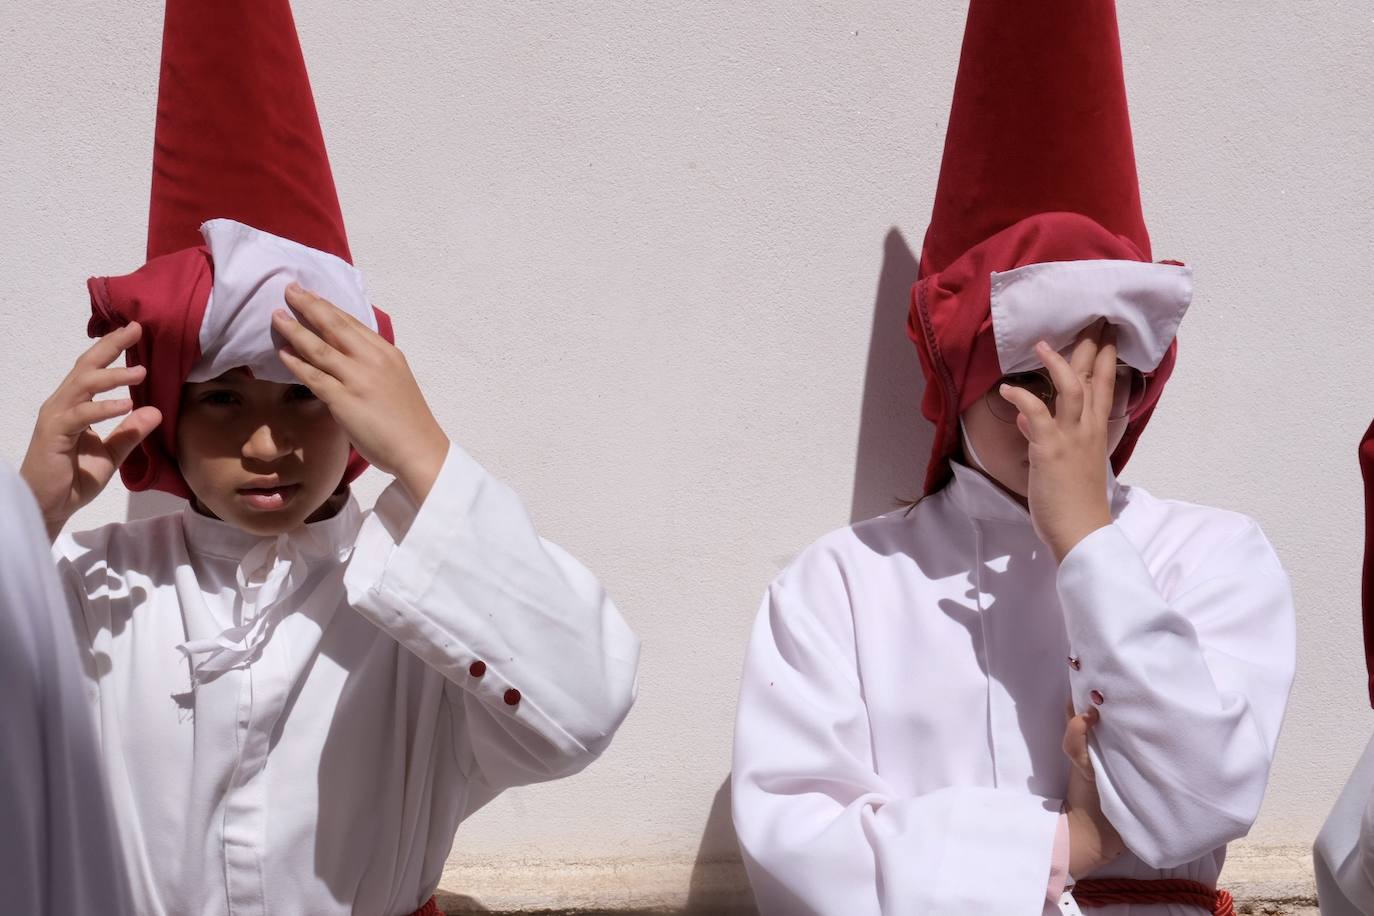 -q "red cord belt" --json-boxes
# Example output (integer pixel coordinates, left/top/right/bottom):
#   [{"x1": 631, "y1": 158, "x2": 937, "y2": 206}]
[
  {"x1": 409, "y1": 897, "x2": 442, "y2": 916},
  {"x1": 1073, "y1": 878, "x2": 1235, "y2": 915}
]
